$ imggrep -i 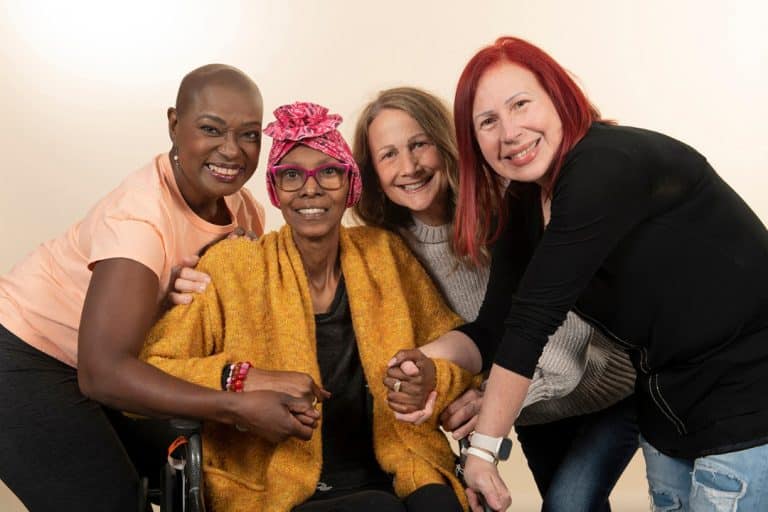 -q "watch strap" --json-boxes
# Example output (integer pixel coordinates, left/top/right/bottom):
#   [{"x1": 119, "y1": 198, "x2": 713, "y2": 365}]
[
  {"x1": 470, "y1": 432, "x2": 512, "y2": 460},
  {"x1": 470, "y1": 432, "x2": 502, "y2": 453},
  {"x1": 465, "y1": 446, "x2": 497, "y2": 464}
]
